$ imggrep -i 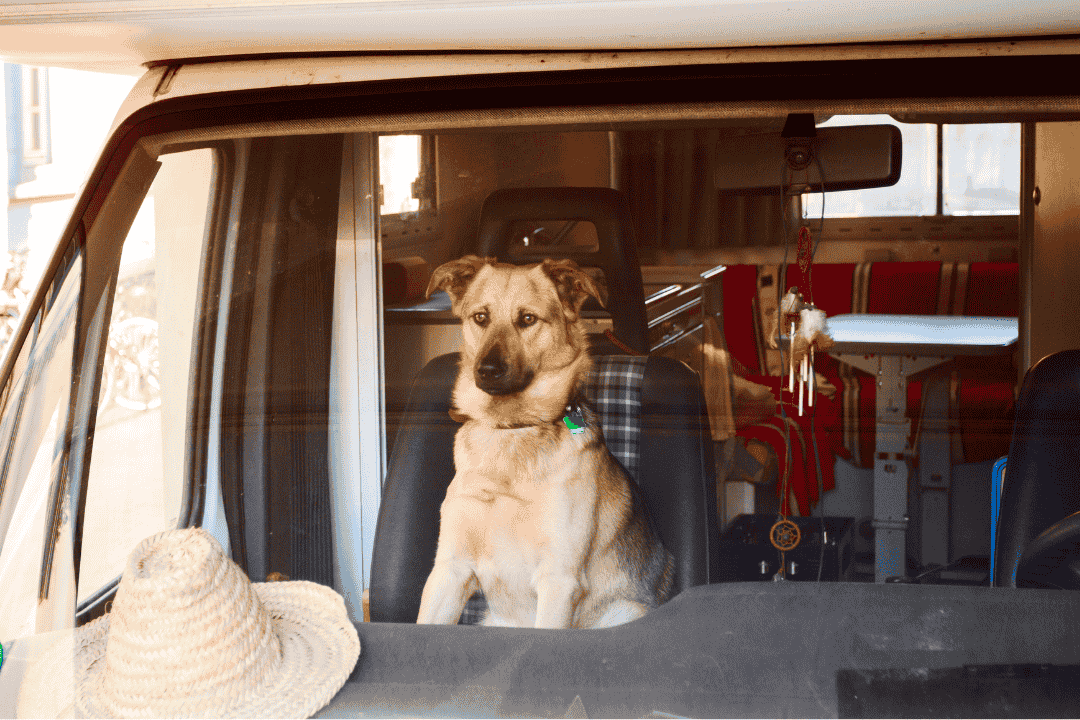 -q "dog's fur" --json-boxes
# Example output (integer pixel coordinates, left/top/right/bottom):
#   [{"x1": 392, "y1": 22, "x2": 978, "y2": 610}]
[{"x1": 416, "y1": 255, "x2": 675, "y2": 629}]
